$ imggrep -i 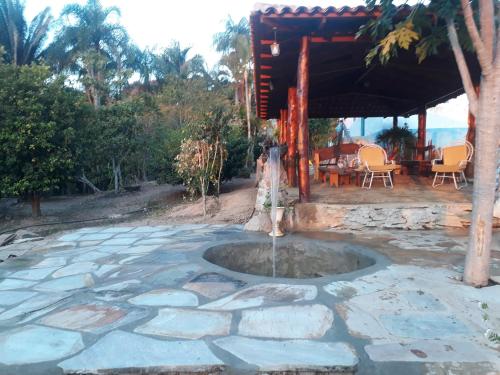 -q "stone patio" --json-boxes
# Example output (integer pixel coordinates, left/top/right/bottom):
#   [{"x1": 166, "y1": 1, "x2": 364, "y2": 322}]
[{"x1": 0, "y1": 224, "x2": 499, "y2": 374}]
